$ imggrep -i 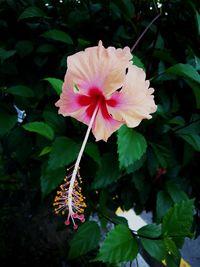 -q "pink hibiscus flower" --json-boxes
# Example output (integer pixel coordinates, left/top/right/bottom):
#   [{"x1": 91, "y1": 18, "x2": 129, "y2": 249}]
[
  {"x1": 53, "y1": 41, "x2": 157, "y2": 229},
  {"x1": 56, "y1": 41, "x2": 157, "y2": 141}
]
